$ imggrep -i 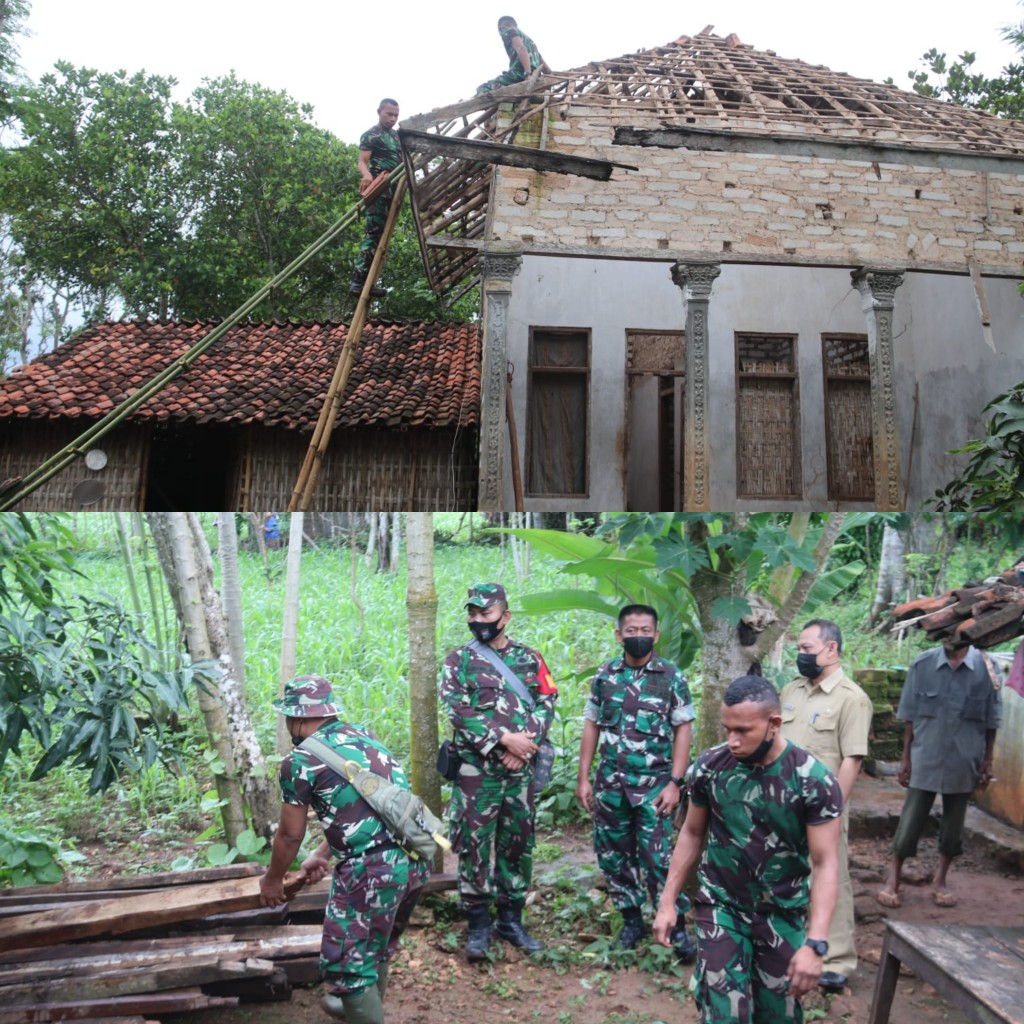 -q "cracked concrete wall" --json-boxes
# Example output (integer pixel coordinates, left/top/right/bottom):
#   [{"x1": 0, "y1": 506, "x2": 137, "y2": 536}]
[{"x1": 502, "y1": 254, "x2": 1024, "y2": 511}]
